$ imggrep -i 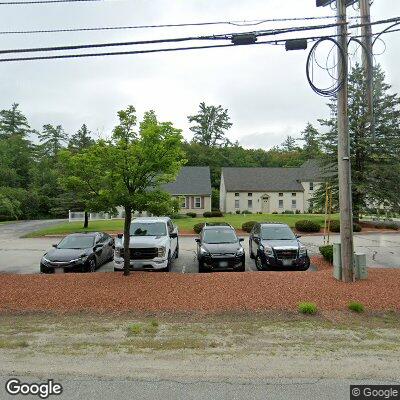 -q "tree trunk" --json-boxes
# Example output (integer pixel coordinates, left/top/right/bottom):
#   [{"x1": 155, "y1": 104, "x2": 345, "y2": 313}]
[
  {"x1": 123, "y1": 205, "x2": 132, "y2": 276},
  {"x1": 83, "y1": 211, "x2": 89, "y2": 229}
]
